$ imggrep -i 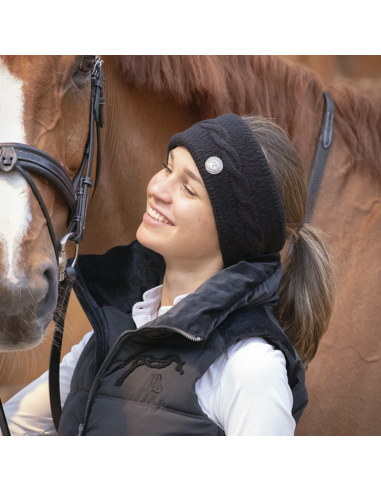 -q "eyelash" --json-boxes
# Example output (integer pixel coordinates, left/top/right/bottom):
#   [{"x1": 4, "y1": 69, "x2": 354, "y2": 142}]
[{"x1": 162, "y1": 163, "x2": 197, "y2": 197}]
